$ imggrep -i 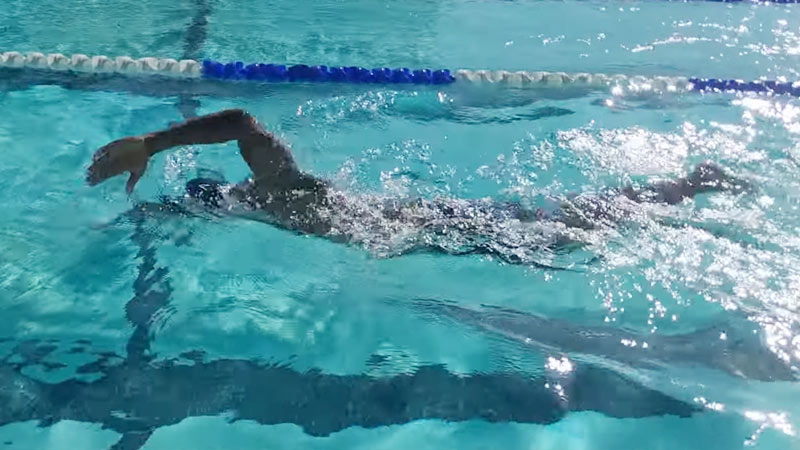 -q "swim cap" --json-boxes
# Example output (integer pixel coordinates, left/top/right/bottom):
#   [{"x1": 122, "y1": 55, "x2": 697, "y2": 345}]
[{"x1": 185, "y1": 177, "x2": 224, "y2": 208}]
